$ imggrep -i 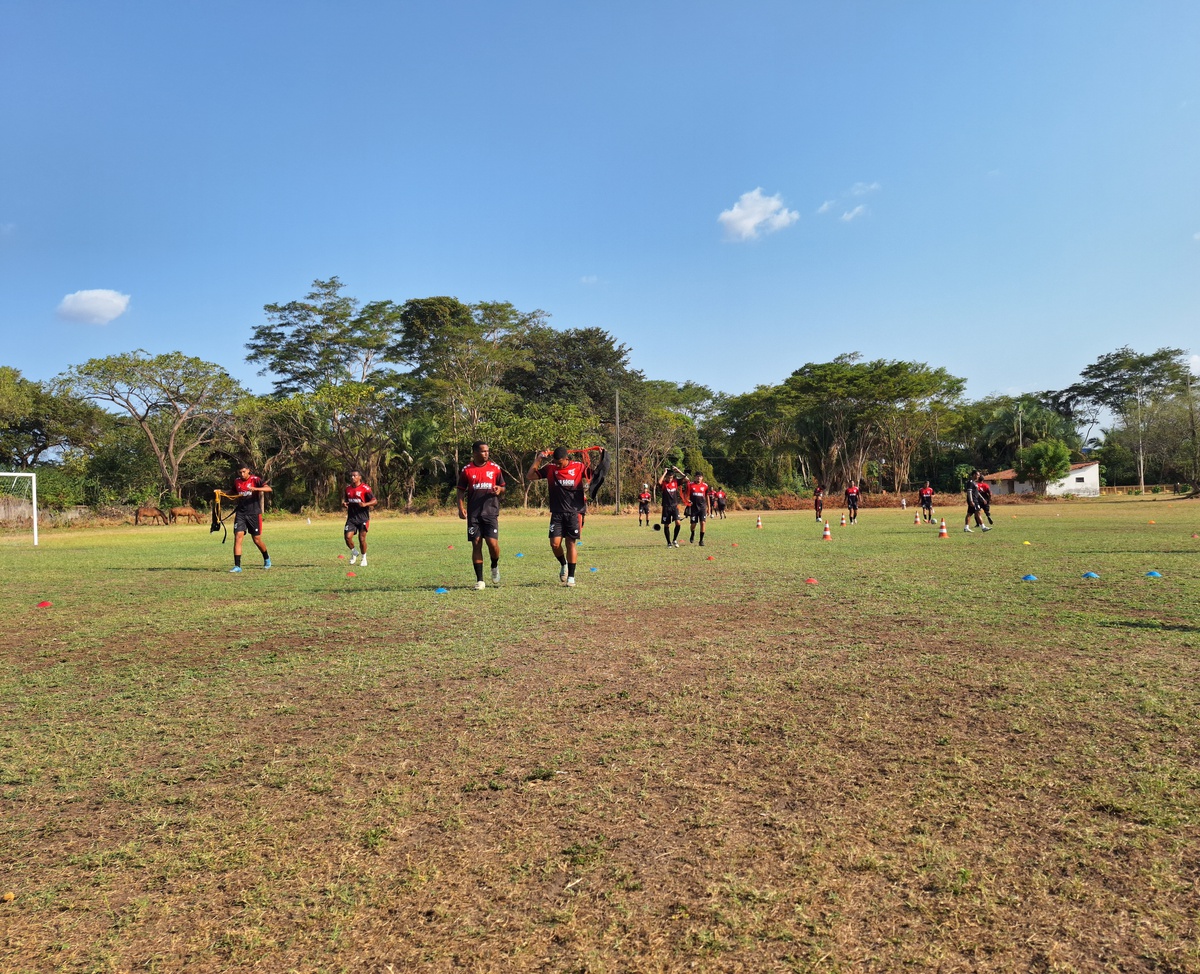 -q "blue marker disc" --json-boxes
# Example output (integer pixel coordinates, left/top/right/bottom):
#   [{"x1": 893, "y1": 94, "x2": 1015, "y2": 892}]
[
  {"x1": 1145, "y1": 571, "x2": 1162, "y2": 578},
  {"x1": 435, "y1": 587, "x2": 449, "y2": 593},
  {"x1": 1082, "y1": 572, "x2": 1099, "y2": 579},
  {"x1": 1022, "y1": 574, "x2": 1038, "y2": 582}
]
